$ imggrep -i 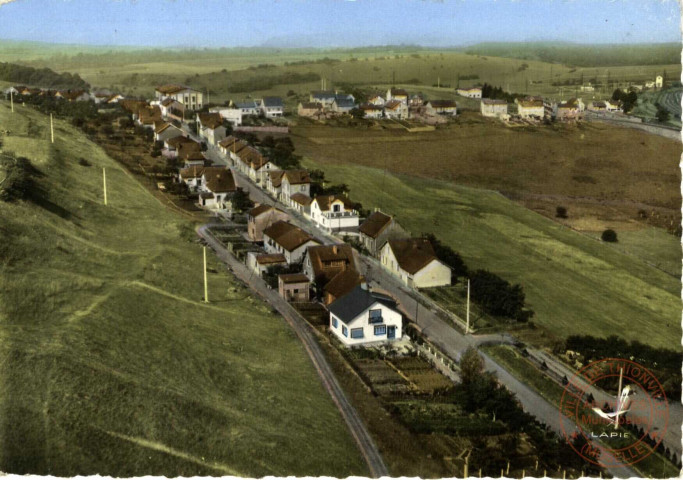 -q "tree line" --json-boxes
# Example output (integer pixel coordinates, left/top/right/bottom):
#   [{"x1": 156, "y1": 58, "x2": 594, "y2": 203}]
[{"x1": 0, "y1": 62, "x2": 89, "y2": 90}]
